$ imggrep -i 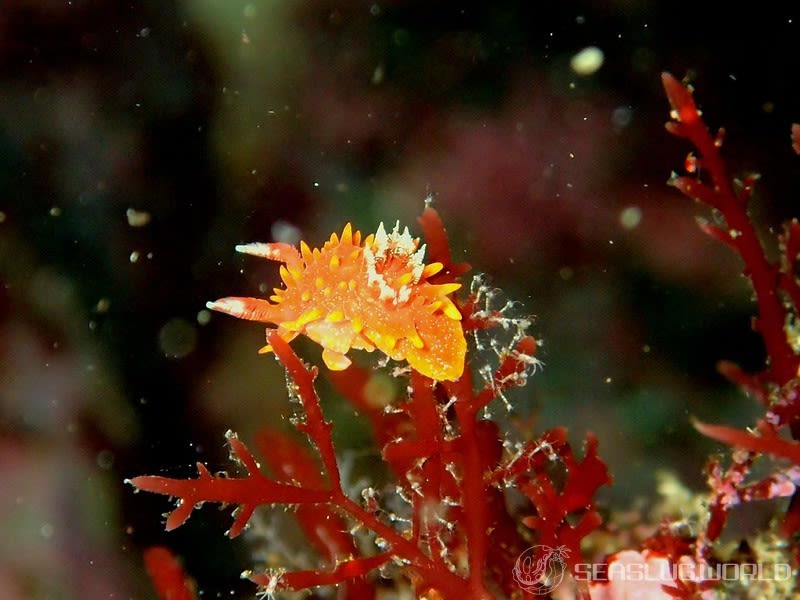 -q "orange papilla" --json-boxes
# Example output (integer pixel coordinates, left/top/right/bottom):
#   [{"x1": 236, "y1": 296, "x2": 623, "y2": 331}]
[{"x1": 207, "y1": 221, "x2": 466, "y2": 381}]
